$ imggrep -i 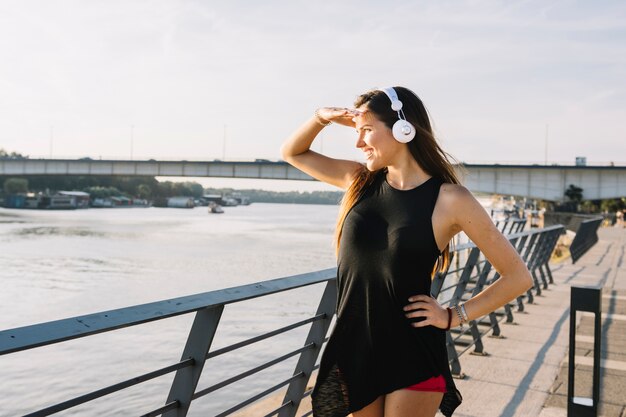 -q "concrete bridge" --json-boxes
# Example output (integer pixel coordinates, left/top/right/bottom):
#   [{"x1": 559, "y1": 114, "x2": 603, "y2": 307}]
[
  {"x1": 1, "y1": 158, "x2": 625, "y2": 202},
  {"x1": 462, "y1": 163, "x2": 626, "y2": 202}
]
